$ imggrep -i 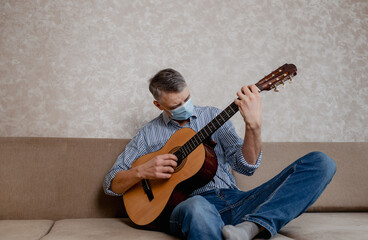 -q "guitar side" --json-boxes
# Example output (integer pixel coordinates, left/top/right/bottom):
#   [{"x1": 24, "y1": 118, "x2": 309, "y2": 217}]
[{"x1": 123, "y1": 128, "x2": 209, "y2": 226}]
